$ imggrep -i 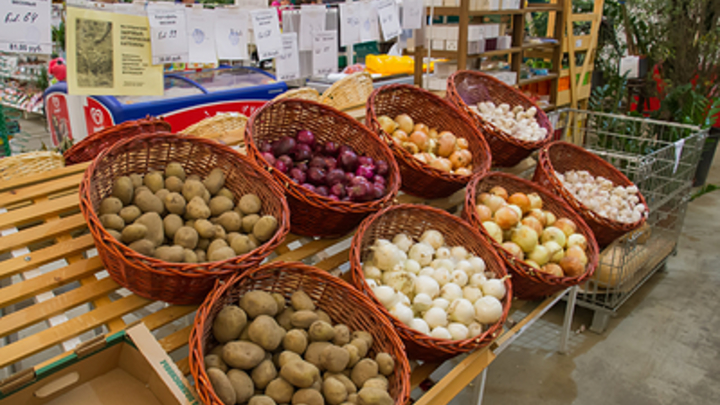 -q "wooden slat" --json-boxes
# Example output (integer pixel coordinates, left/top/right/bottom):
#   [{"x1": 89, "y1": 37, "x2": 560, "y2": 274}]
[
  {"x1": 159, "y1": 325, "x2": 192, "y2": 353},
  {"x1": 413, "y1": 349, "x2": 496, "y2": 405},
  {"x1": 272, "y1": 237, "x2": 346, "y2": 263},
  {"x1": 0, "y1": 234, "x2": 95, "y2": 279},
  {"x1": 0, "y1": 162, "x2": 88, "y2": 193},
  {"x1": 0, "y1": 173, "x2": 84, "y2": 208},
  {"x1": 176, "y1": 357, "x2": 190, "y2": 376},
  {"x1": 570, "y1": 13, "x2": 595, "y2": 22},
  {"x1": 411, "y1": 362, "x2": 443, "y2": 389},
  {"x1": 0, "y1": 194, "x2": 79, "y2": 229},
  {"x1": 141, "y1": 304, "x2": 198, "y2": 331},
  {"x1": 274, "y1": 234, "x2": 303, "y2": 255},
  {"x1": 315, "y1": 250, "x2": 350, "y2": 272},
  {"x1": 0, "y1": 214, "x2": 87, "y2": 255}
]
